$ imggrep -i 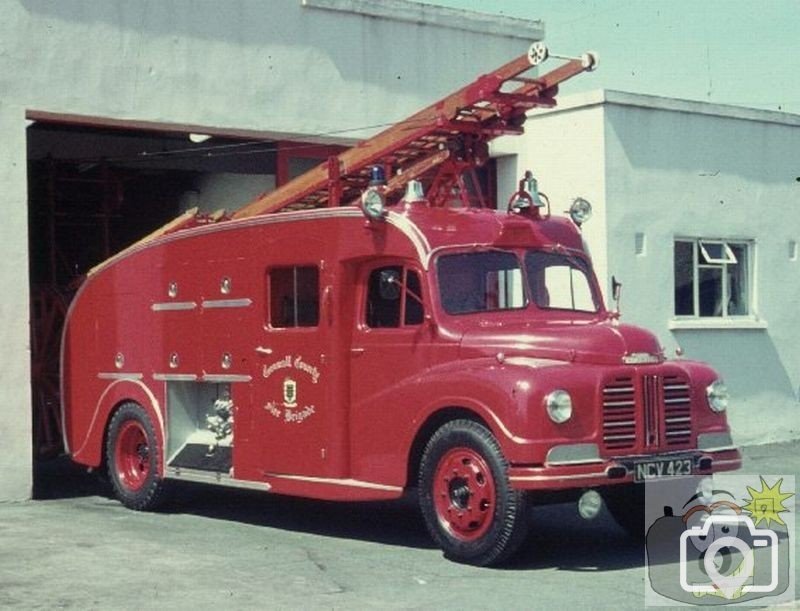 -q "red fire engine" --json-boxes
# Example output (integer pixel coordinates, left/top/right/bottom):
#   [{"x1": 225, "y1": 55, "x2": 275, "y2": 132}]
[{"x1": 61, "y1": 43, "x2": 740, "y2": 565}]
